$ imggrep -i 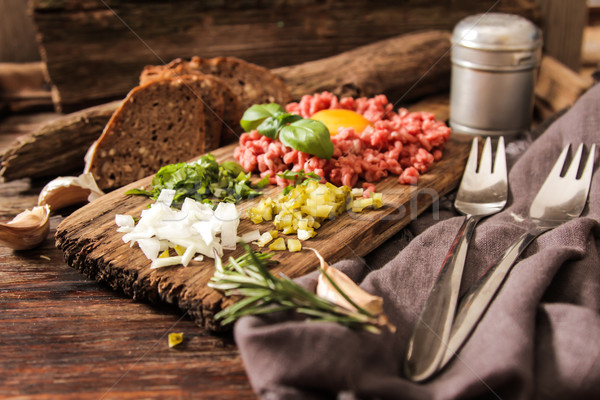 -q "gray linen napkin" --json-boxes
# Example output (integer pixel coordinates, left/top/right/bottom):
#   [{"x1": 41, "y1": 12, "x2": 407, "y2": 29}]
[{"x1": 234, "y1": 83, "x2": 600, "y2": 400}]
